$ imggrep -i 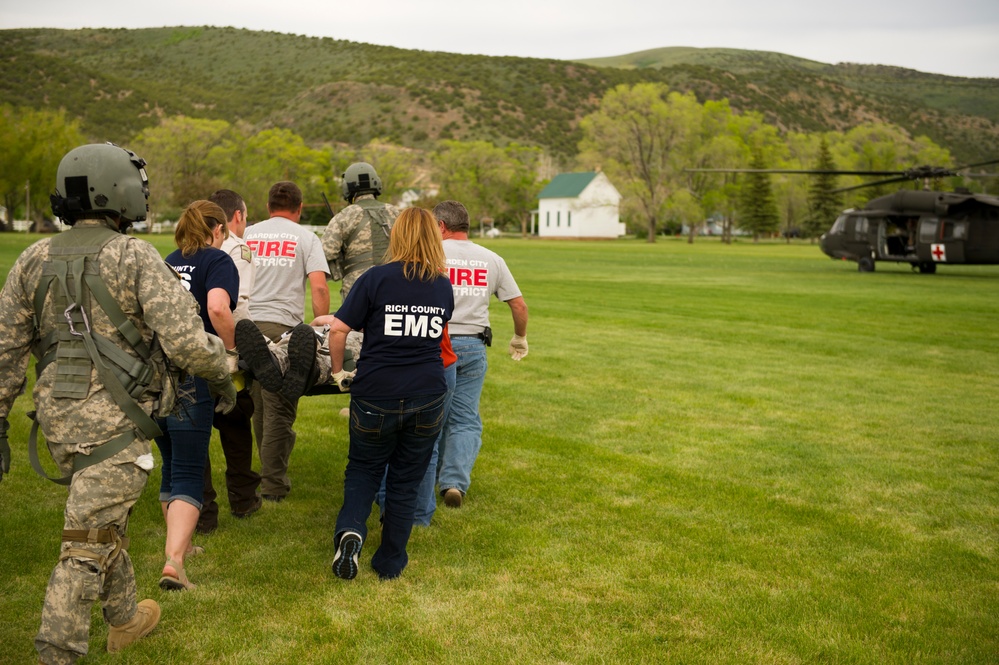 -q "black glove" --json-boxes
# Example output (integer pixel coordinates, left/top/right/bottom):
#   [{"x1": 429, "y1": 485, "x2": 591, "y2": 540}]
[
  {"x1": 0, "y1": 418, "x2": 10, "y2": 484},
  {"x1": 208, "y1": 376, "x2": 237, "y2": 415}
]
